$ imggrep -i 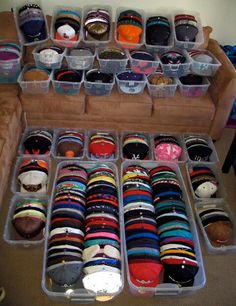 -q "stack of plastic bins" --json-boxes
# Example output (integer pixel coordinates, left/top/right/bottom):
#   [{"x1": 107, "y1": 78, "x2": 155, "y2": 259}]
[
  {"x1": 52, "y1": 128, "x2": 86, "y2": 160},
  {"x1": 145, "y1": 12, "x2": 174, "y2": 54},
  {"x1": 184, "y1": 133, "x2": 236, "y2": 253},
  {"x1": 3, "y1": 125, "x2": 52, "y2": 248},
  {"x1": 121, "y1": 160, "x2": 206, "y2": 296},
  {"x1": 87, "y1": 129, "x2": 119, "y2": 162},
  {"x1": 115, "y1": 7, "x2": 145, "y2": 50},
  {"x1": 13, "y1": 0, "x2": 49, "y2": 46},
  {"x1": 0, "y1": 41, "x2": 22, "y2": 83},
  {"x1": 32, "y1": 44, "x2": 66, "y2": 70},
  {"x1": 120, "y1": 131, "x2": 153, "y2": 160},
  {"x1": 17, "y1": 63, "x2": 52, "y2": 95},
  {"x1": 50, "y1": 6, "x2": 82, "y2": 48},
  {"x1": 151, "y1": 132, "x2": 187, "y2": 163},
  {"x1": 172, "y1": 11, "x2": 204, "y2": 50},
  {"x1": 41, "y1": 161, "x2": 124, "y2": 303}
]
